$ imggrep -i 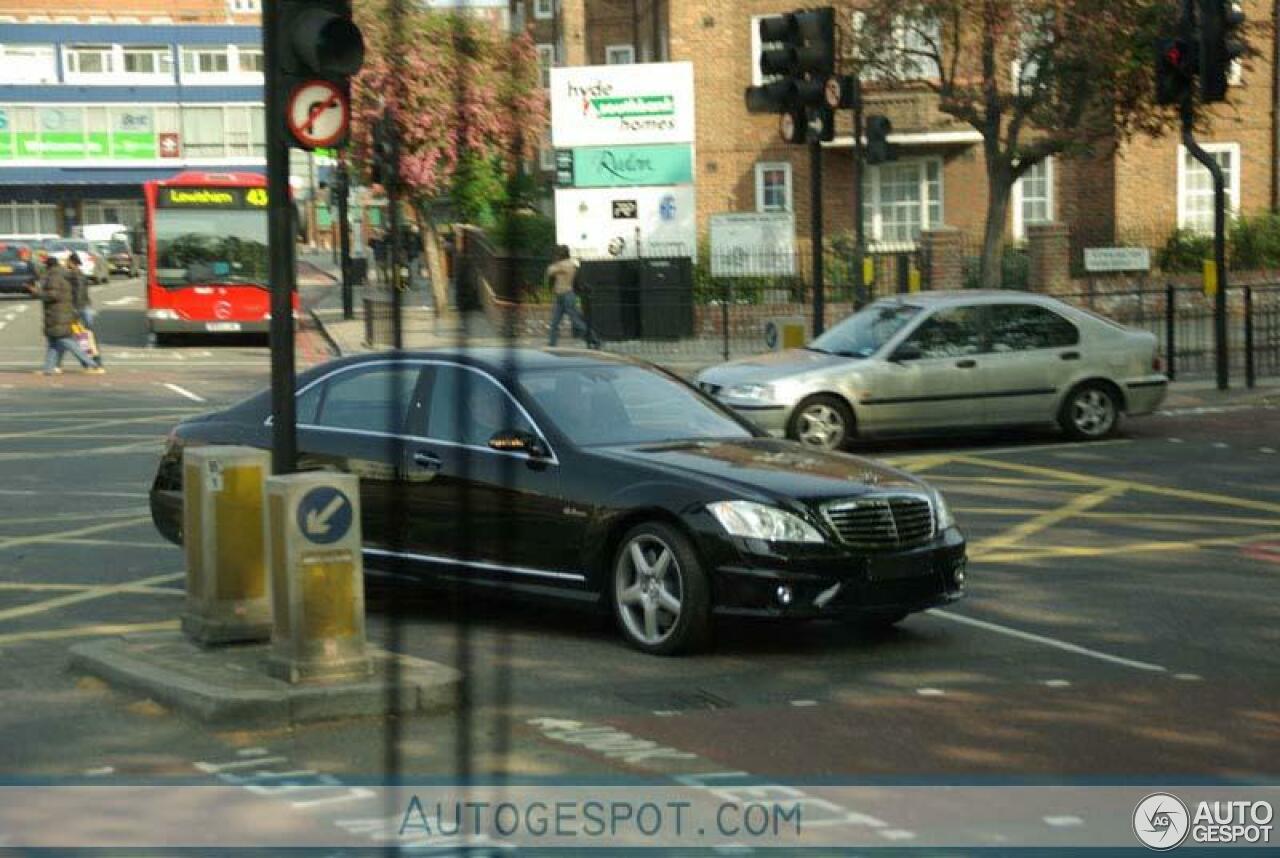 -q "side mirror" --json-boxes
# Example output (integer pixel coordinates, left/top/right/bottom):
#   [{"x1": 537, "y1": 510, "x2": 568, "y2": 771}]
[
  {"x1": 891, "y1": 343, "x2": 923, "y2": 363},
  {"x1": 488, "y1": 430, "x2": 549, "y2": 459}
]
